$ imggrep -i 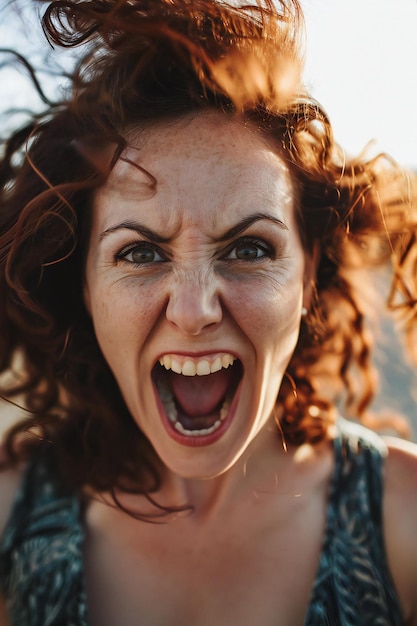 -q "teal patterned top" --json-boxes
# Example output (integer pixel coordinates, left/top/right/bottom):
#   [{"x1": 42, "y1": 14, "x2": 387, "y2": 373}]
[{"x1": 0, "y1": 419, "x2": 406, "y2": 625}]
